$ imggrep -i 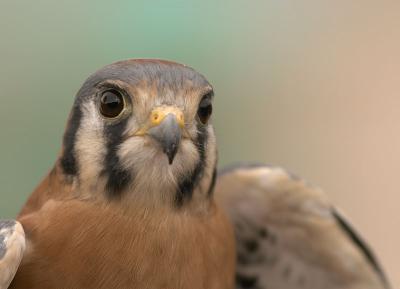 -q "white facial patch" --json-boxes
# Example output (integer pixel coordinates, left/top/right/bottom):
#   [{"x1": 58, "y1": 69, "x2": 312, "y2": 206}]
[
  {"x1": 74, "y1": 100, "x2": 107, "y2": 193},
  {"x1": 117, "y1": 132, "x2": 200, "y2": 203}
]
